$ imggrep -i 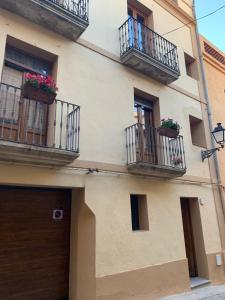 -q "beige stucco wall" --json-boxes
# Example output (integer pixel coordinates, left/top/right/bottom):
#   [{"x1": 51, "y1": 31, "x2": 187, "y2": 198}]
[
  {"x1": 0, "y1": 6, "x2": 207, "y2": 177},
  {"x1": 0, "y1": 162, "x2": 221, "y2": 280},
  {"x1": 177, "y1": 0, "x2": 194, "y2": 17},
  {"x1": 84, "y1": 175, "x2": 221, "y2": 276}
]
